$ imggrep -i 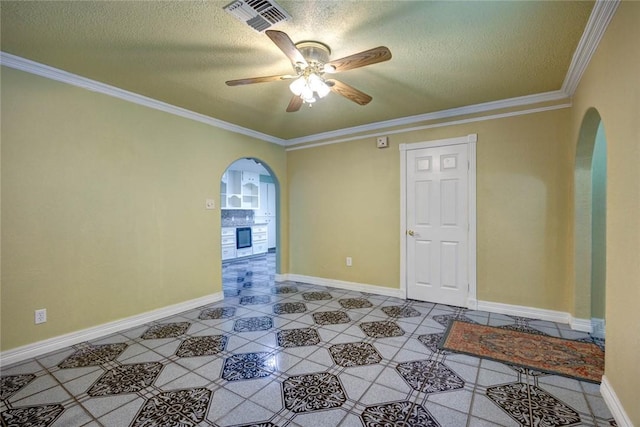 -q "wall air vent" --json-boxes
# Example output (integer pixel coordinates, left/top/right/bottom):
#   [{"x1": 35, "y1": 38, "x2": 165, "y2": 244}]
[{"x1": 223, "y1": 0, "x2": 291, "y2": 33}]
